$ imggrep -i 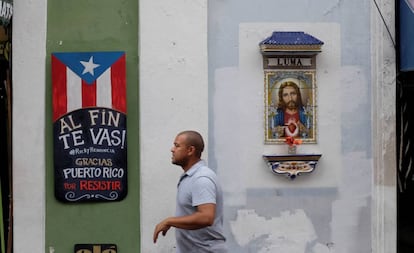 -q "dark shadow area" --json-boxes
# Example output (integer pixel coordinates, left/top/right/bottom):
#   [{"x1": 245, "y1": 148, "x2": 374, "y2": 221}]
[
  {"x1": 397, "y1": 71, "x2": 414, "y2": 253},
  {"x1": 0, "y1": 18, "x2": 12, "y2": 253}
]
